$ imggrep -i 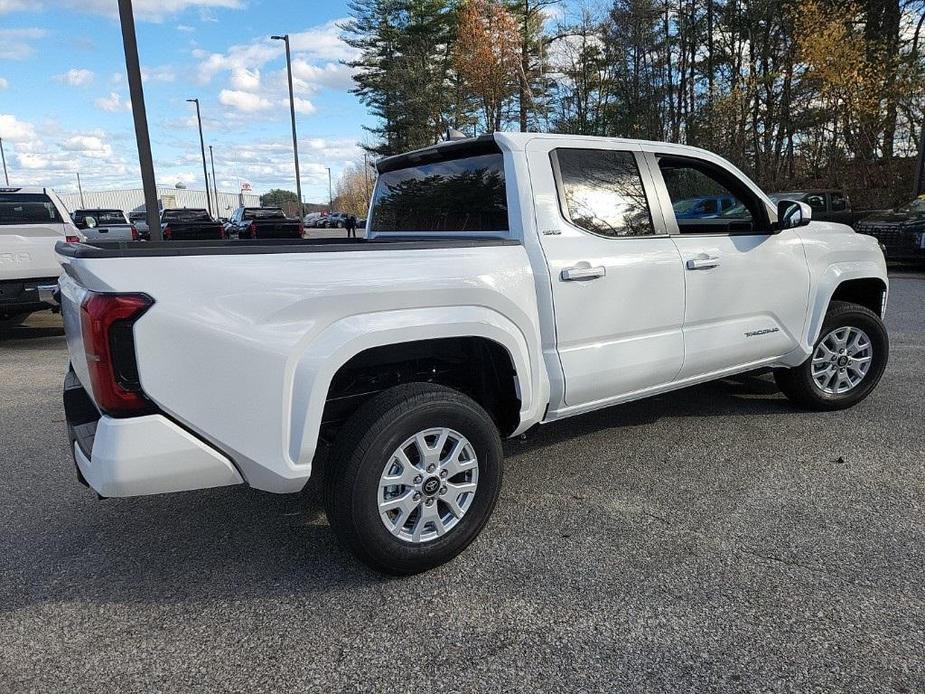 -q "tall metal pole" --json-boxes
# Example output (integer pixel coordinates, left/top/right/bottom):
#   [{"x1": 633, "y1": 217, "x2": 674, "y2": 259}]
[
  {"x1": 0, "y1": 138, "x2": 8, "y2": 186},
  {"x1": 271, "y1": 34, "x2": 303, "y2": 217},
  {"x1": 209, "y1": 145, "x2": 219, "y2": 215},
  {"x1": 914, "y1": 119, "x2": 925, "y2": 197},
  {"x1": 118, "y1": 0, "x2": 161, "y2": 240},
  {"x1": 76, "y1": 171, "x2": 85, "y2": 207},
  {"x1": 327, "y1": 167, "x2": 333, "y2": 210},
  {"x1": 186, "y1": 98, "x2": 212, "y2": 217}
]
